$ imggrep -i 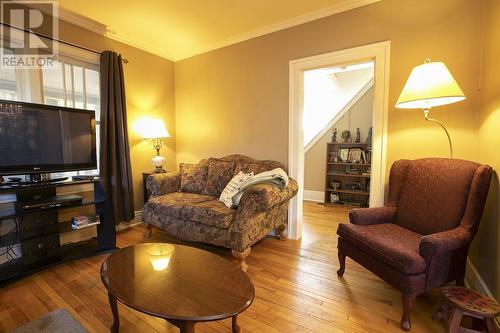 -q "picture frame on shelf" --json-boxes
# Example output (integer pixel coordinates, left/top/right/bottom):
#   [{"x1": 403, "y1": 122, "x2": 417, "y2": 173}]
[
  {"x1": 348, "y1": 148, "x2": 362, "y2": 163},
  {"x1": 328, "y1": 151, "x2": 338, "y2": 163},
  {"x1": 330, "y1": 193, "x2": 340, "y2": 203},
  {"x1": 339, "y1": 148, "x2": 349, "y2": 162}
]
